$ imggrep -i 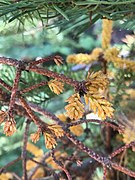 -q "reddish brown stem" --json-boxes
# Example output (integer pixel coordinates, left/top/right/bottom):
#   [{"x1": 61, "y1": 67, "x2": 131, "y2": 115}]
[
  {"x1": 21, "y1": 103, "x2": 111, "y2": 166},
  {"x1": 67, "y1": 119, "x2": 124, "y2": 133},
  {"x1": 8, "y1": 66, "x2": 22, "y2": 117},
  {"x1": 12, "y1": 173, "x2": 21, "y2": 180},
  {"x1": 21, "y1": 81, "x2": 48, "y2": 94},
  {"x1": 103, "y1": 166, "x2": 107, "y2": 180},
  {"x1": 51, "y1": 149, "x2": 72, "y2": 180},
  {"x1": 27, "y1": 102, "x2": 64, "y2": 126},
  {"x1": 19, "y1": 96, "x2": 44, "y2": 126},
  {"x1": 0, "y1": 157, "x2": 21, "y2": 173},
  {"x1": 0, "y1": 56, "x2": 135, "y2": 179},
  {"x1": 28, "y1": 66, "x2": 78, "y2": 87},
  {"x1": 0, "y1": 79, "x2": 12, "y2": 91},
  {"x1": 29, "y1": 55, "x2": 62, "y2": 66},
  {"x1": 28, "y1": 151, "x2": 53, "y2": 179},
  {"x1": 112, "y1": 162, "x2": 135, "y2": 178},
  {"x1": 22, "y1": 119, "x2": 30, "y2": 180},
  {"x1": 66, "y1": 132, "x2": 111, "y2": 166},
  {"x1": 0, "y1": 57, "x2": 19, "y2": 67},
  {"x1": 66, "y1": 132, "x2": 135, "y2": 178},
  {"x1": 110, "y1": 141, "x2": 135, "y2": 159}
]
